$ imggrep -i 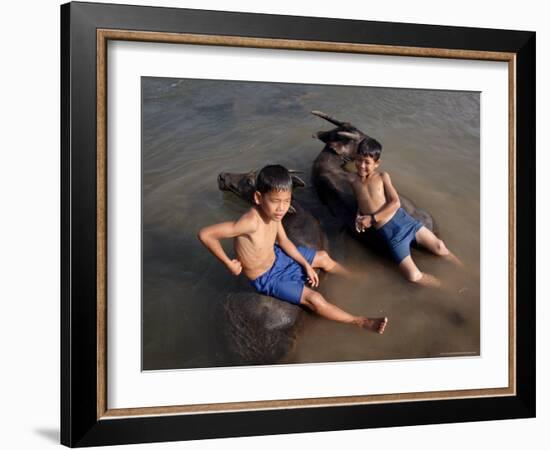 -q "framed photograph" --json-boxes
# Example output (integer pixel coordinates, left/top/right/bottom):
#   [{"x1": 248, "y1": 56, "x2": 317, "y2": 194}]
[{"x1": 61, "y1": 1, "x2": 535, "y2": 447}]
